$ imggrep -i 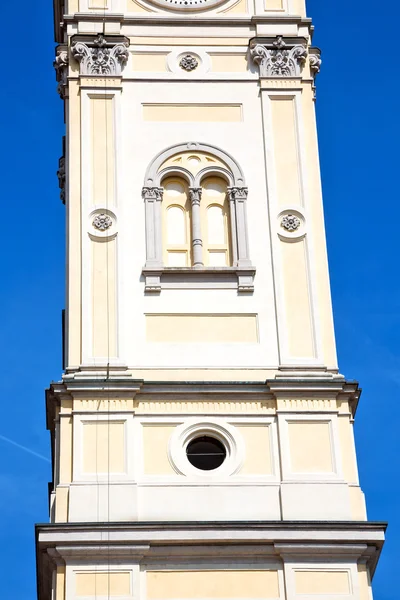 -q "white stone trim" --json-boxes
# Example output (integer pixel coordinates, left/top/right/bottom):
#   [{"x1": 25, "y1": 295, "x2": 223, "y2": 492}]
[
  {"x1": 168, "y1": 417, "x2": 245, "y2": 477},
  {"x1": 167, "y1": 48, "x2": 211, "y2": 75}
]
